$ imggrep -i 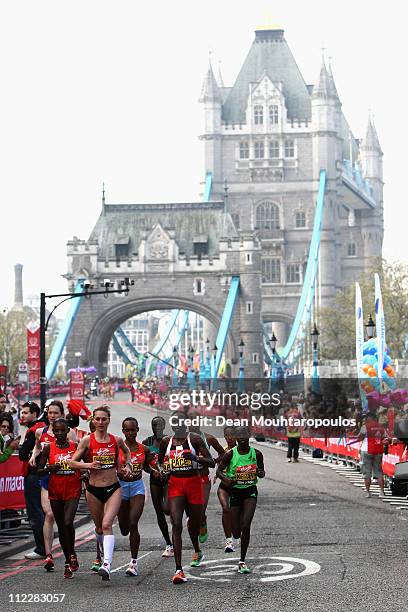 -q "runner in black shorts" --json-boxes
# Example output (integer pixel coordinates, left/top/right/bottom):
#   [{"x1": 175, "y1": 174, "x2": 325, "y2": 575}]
[{"x1": 216, "y1": 426, "x2": 265, "y2": 574}]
